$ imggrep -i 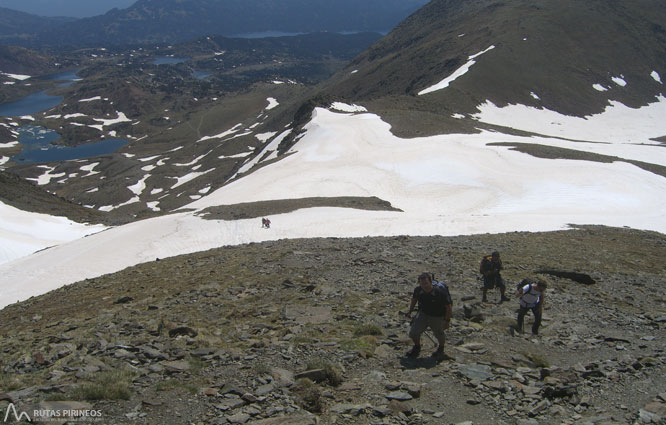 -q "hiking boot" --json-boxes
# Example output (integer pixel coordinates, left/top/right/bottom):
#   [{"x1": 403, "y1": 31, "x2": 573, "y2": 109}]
[
  {"x1": 432, "y1": 346, "x2": 444, "y2": 359},
  {"x1": 406, "y1": 345, "x2": 421, "y2": 359},
  {"x1": 499, "y1": 296, "x2": 510, "y2": 303},
  {"x1": 482, "y1": 296, "x2": 488, "y2": 302}
]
